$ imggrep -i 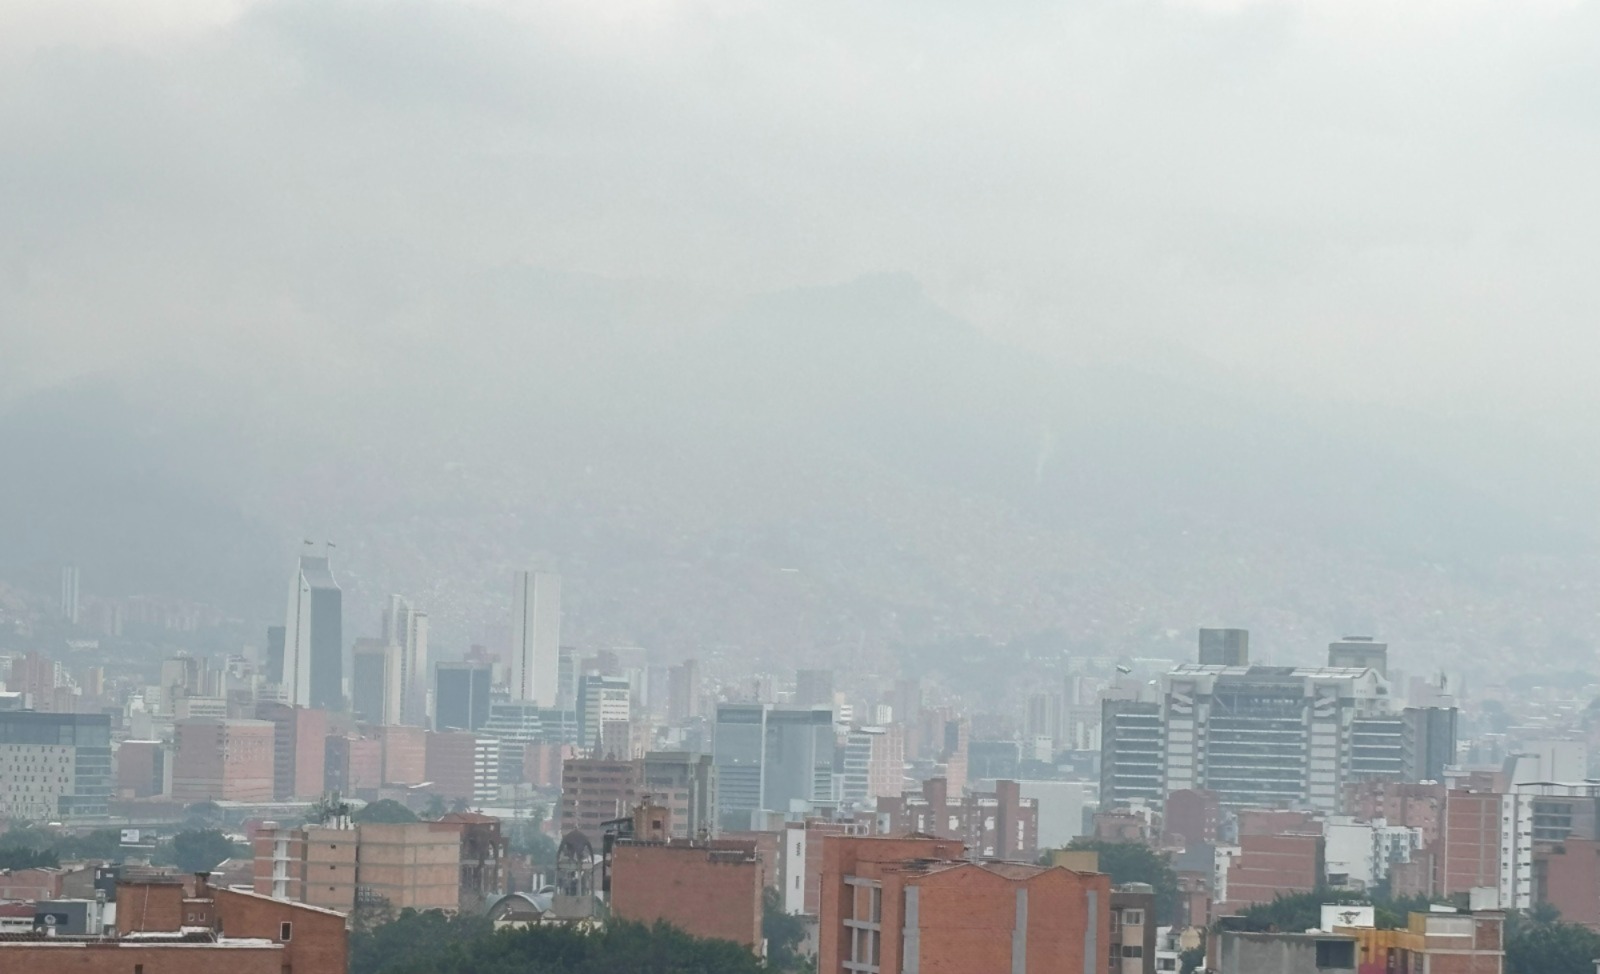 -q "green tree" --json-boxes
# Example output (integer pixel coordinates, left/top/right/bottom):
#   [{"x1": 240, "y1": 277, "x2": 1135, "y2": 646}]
[
  {"x1": 0, "y1": 847, "x2": 58, "y2": 870},
  {"x1": 355, "y1": 800, "x2": 420, "y2": 824},
  {"x1": 1060, "y1": 839, "x2": 1182, "y2": 924},
  {"x1": 351, "y1": 911, "x2": 764, "y2": 974},
  {"x1": 422, "y1": 793, "x2": 448, "y2": 820},
  {"x1": 1505, "y1": 906, "x2": 1600, "y2": 974},
  {"x1": 157, "y1": 829, "x2": 244, "y2": 873},
  {"x1": 762, "y1": 887, "x2": 810, "y2": 972}
]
